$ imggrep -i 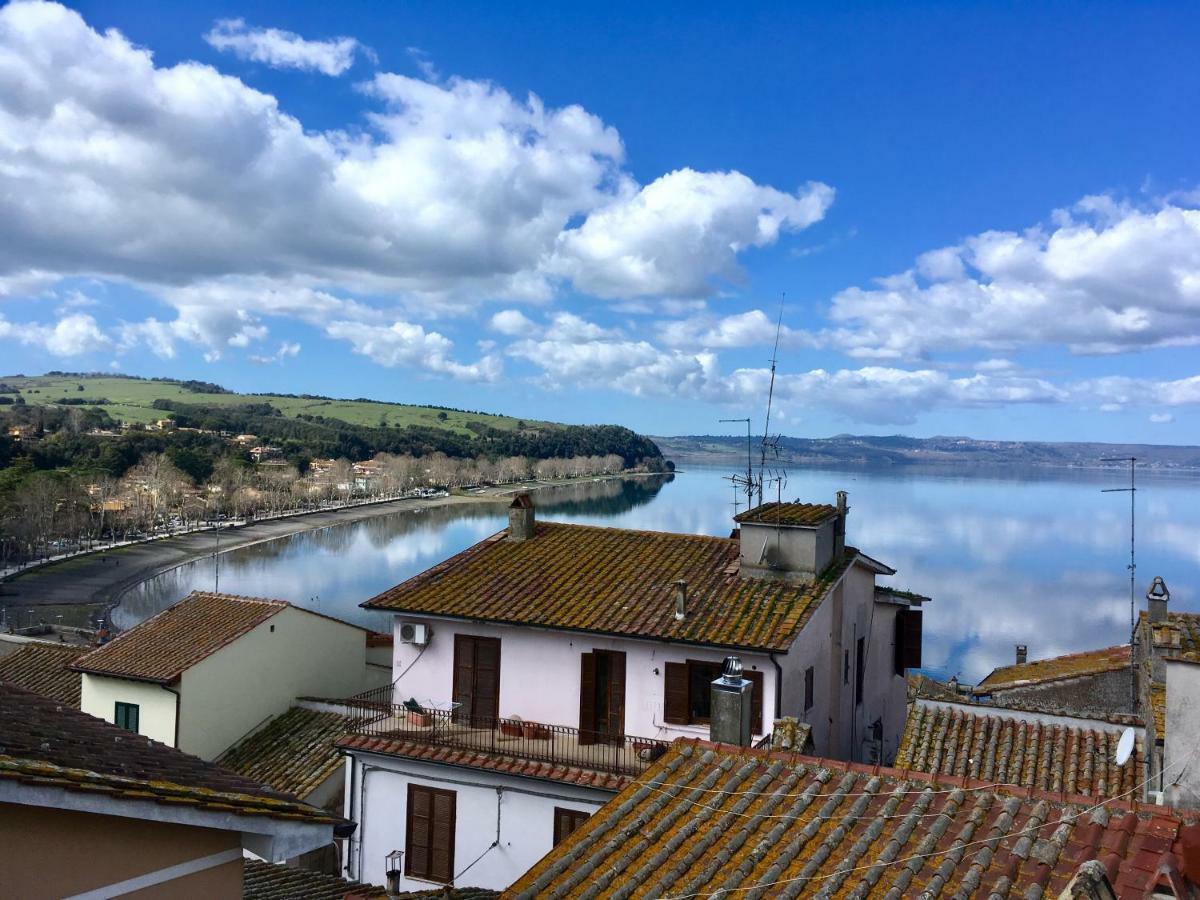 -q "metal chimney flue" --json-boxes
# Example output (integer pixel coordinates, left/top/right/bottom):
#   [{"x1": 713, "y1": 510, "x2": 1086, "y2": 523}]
[{"x1": 709, "y1": 656, "x2": 753, "y2": 746}]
